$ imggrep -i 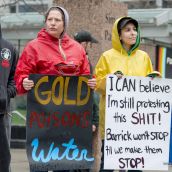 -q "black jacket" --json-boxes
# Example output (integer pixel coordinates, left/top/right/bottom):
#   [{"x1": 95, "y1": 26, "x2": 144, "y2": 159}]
[{"x1": 0, "y1": 24, "x2": 18, "y2": 114}]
